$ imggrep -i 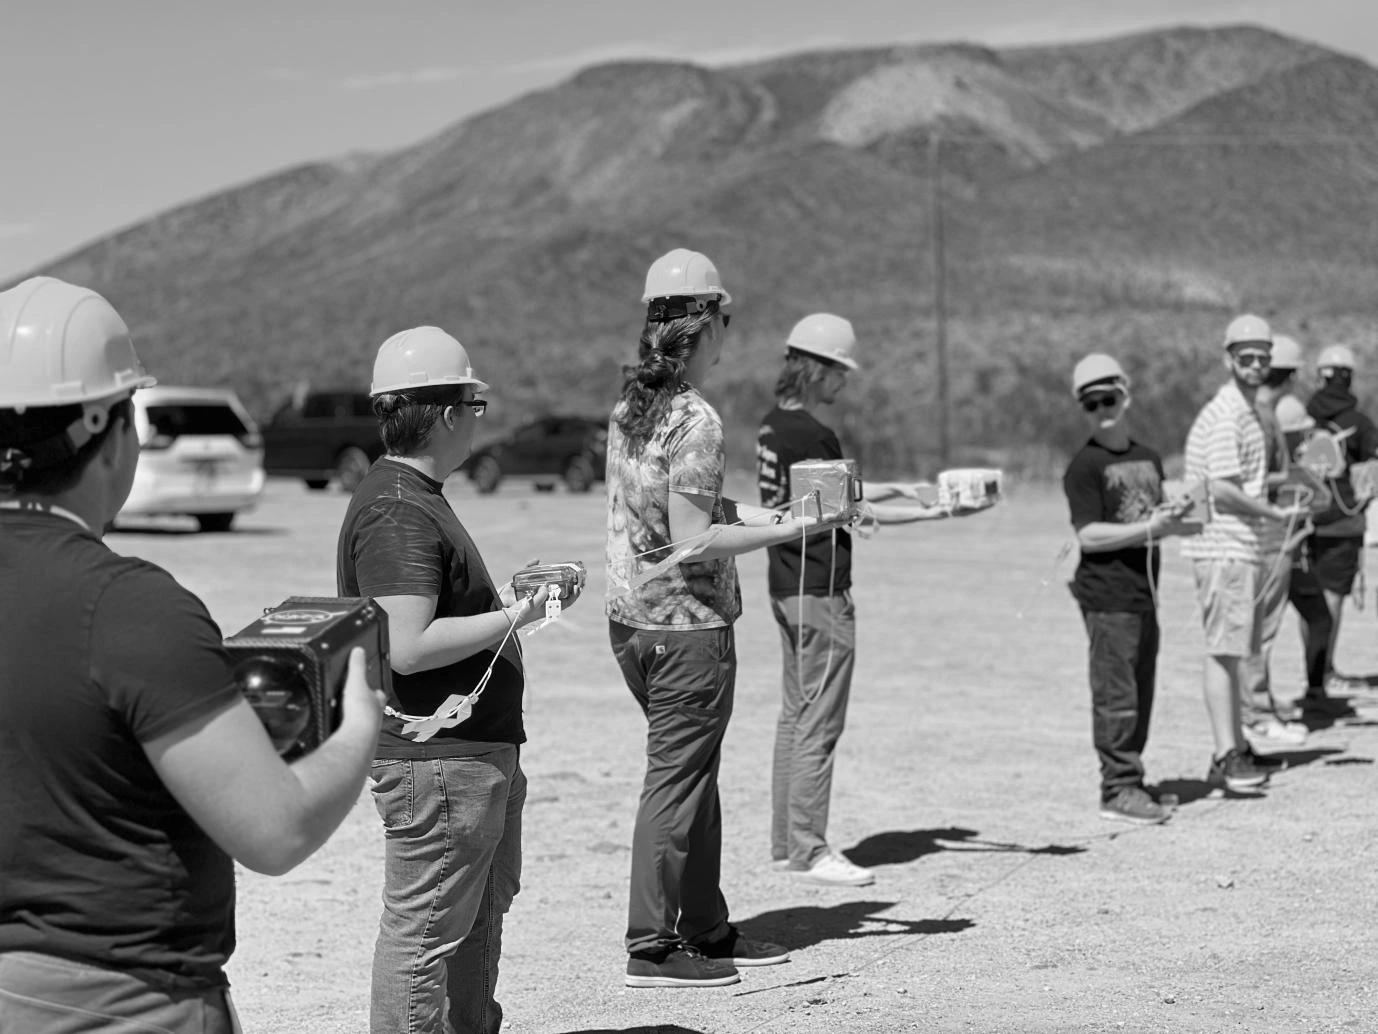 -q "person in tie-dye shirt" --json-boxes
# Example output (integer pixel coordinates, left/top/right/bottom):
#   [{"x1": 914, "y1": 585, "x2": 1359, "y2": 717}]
[{"x1": 606, "y1": 249, "x2": 835, "y2": 990}]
